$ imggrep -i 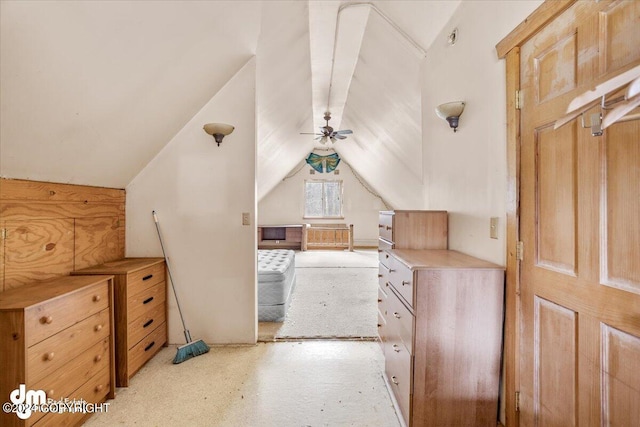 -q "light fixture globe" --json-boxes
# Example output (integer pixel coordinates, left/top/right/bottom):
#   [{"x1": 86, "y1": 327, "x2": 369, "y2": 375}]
[
  {"x1": 435, "y1": 101, "x2": 465, "y2": 132},
  {"x1": 203, "y1": 123, "x2": 235, "y2": 146}
]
